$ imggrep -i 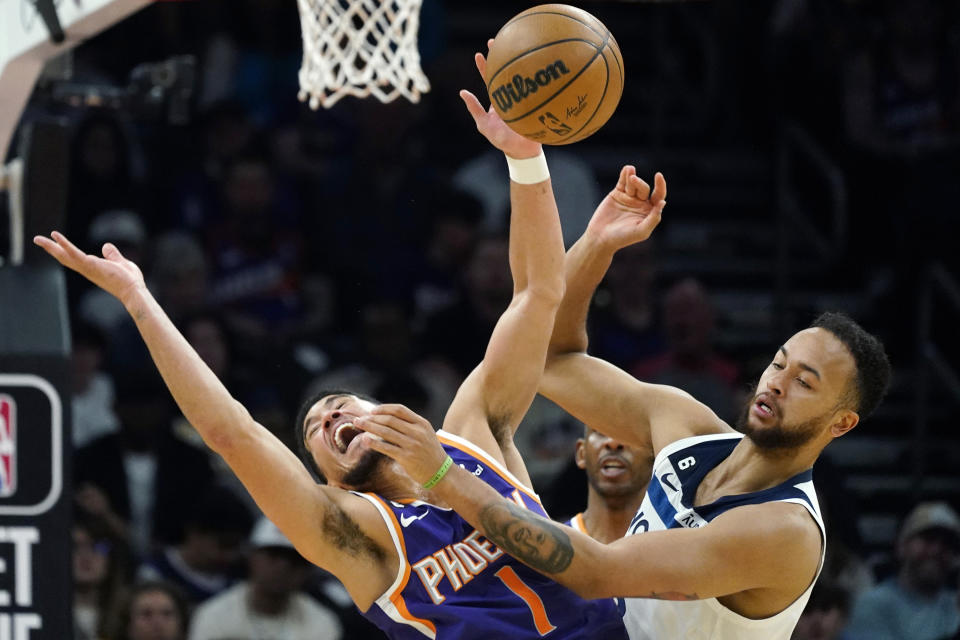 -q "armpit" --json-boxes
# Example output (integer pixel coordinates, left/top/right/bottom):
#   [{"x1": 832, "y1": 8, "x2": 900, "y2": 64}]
[
  {"x1": 486, "y1": 411, "x2": 513, "y2": 448},
  {"x1": 323, "y1": 502, "x2": 387, "y2": 561}
]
